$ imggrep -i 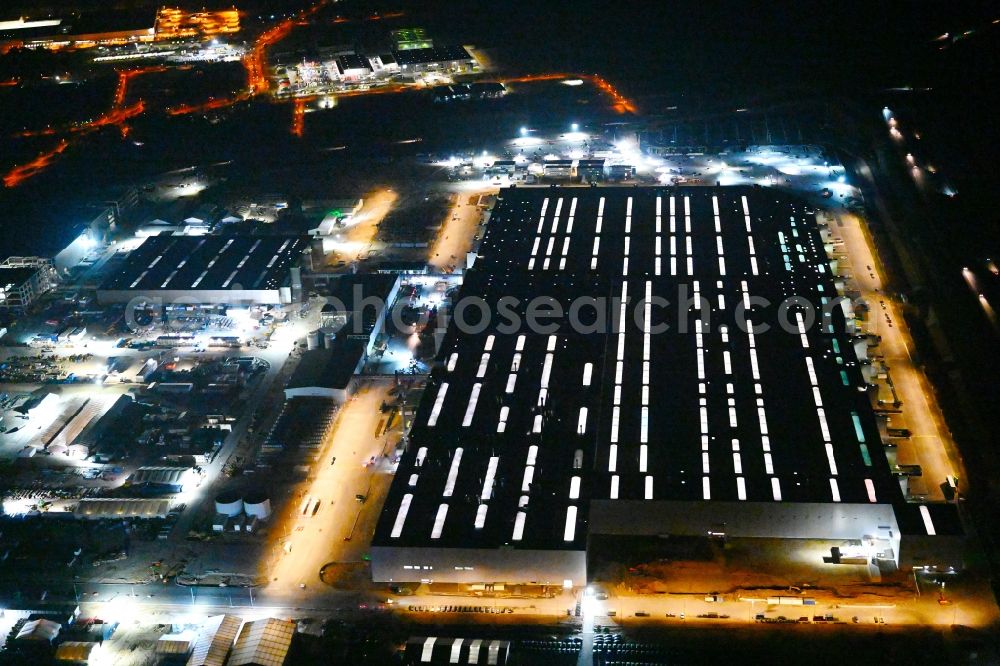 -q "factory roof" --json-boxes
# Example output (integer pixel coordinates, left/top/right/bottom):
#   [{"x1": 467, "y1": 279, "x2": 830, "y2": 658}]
[
  {"x1": 337, "y1": 53, "x2": 372, "y2": 72},
  {"x1": 129, "y1": 466, "x2": 193, "y2": 486},
  {"x1": 323, "y1": 273, "x2": 400, "y2": 336},
  {"x1": 391, "y1": 45, "x2": 473, "y2": 67},
  {"x1": 285, "y1": 339, "x2": 367, "y2": 392},
  {"x1": 99, "y1": 235, "x2": 308, "y2": 293},
  {"x1": 75, "y1": 498, "x2": 170, "y2": 518},
  {"x1": 0, "y1": 10, "x2": 155, "y2": 41},
  {"x1": 284, "y1": 274, "x2": 400, "y2": 394},
  {"x1": 374, "y1": 185, "x2": 912, "y2": 552}
]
